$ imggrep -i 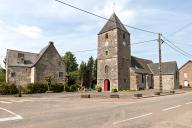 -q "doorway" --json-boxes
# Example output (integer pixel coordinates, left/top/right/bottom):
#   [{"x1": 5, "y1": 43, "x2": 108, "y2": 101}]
[
  {"x1": 184, "y1": 80, "x2": 189, "y2": 87},
  {"x1": 104, "y1": 79, "x2": 110, "y2": 91}
]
